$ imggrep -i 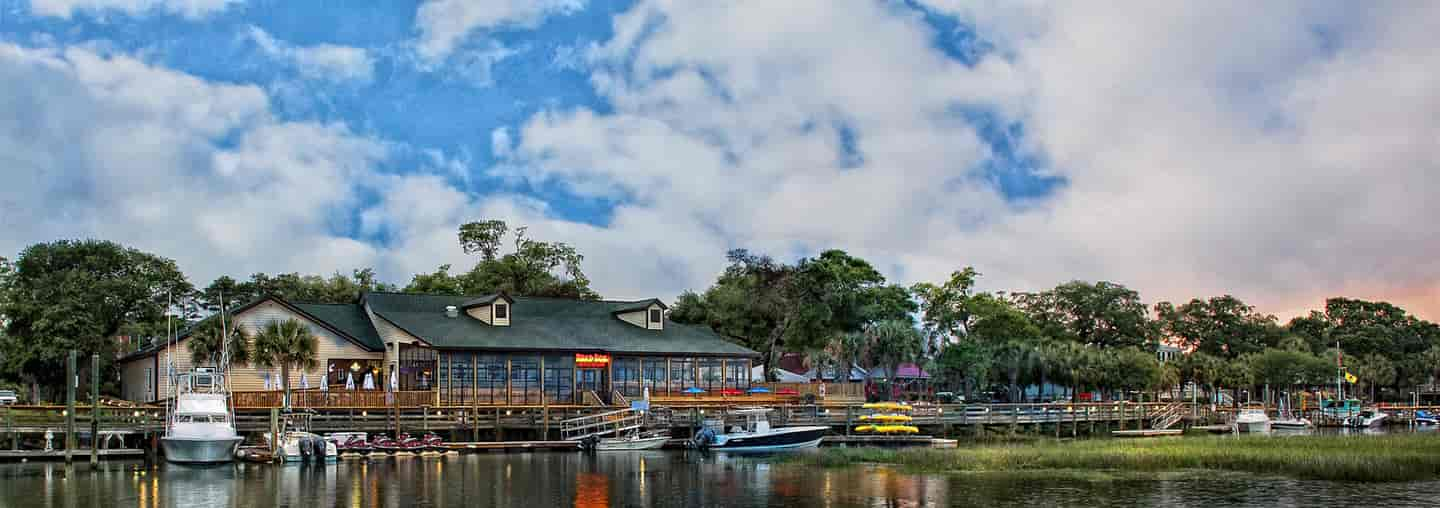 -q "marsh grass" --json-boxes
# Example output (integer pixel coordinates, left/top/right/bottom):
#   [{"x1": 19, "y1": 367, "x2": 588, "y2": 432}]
[{"x1": 787, "y1": 435, "x2": 1440, "y2": 482}]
